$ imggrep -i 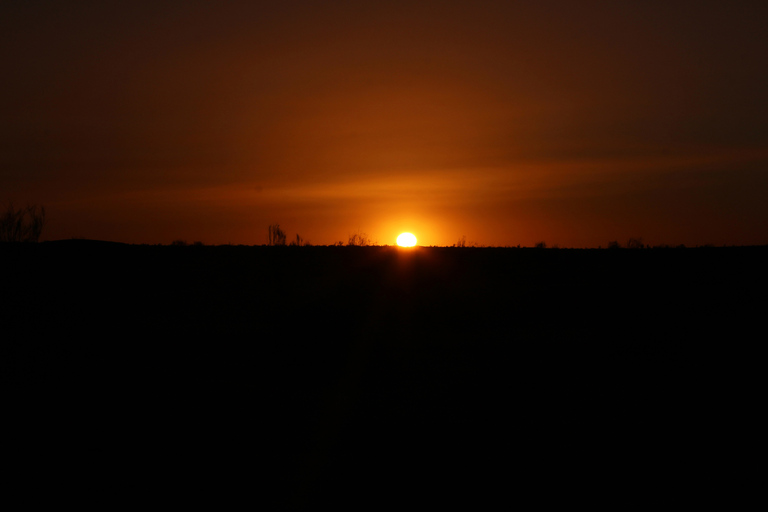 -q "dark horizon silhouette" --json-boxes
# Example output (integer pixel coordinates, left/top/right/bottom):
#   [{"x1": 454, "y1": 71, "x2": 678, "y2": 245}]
[{"x1": 3, "y1": 241, "x2": 764, "y2": 506}]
